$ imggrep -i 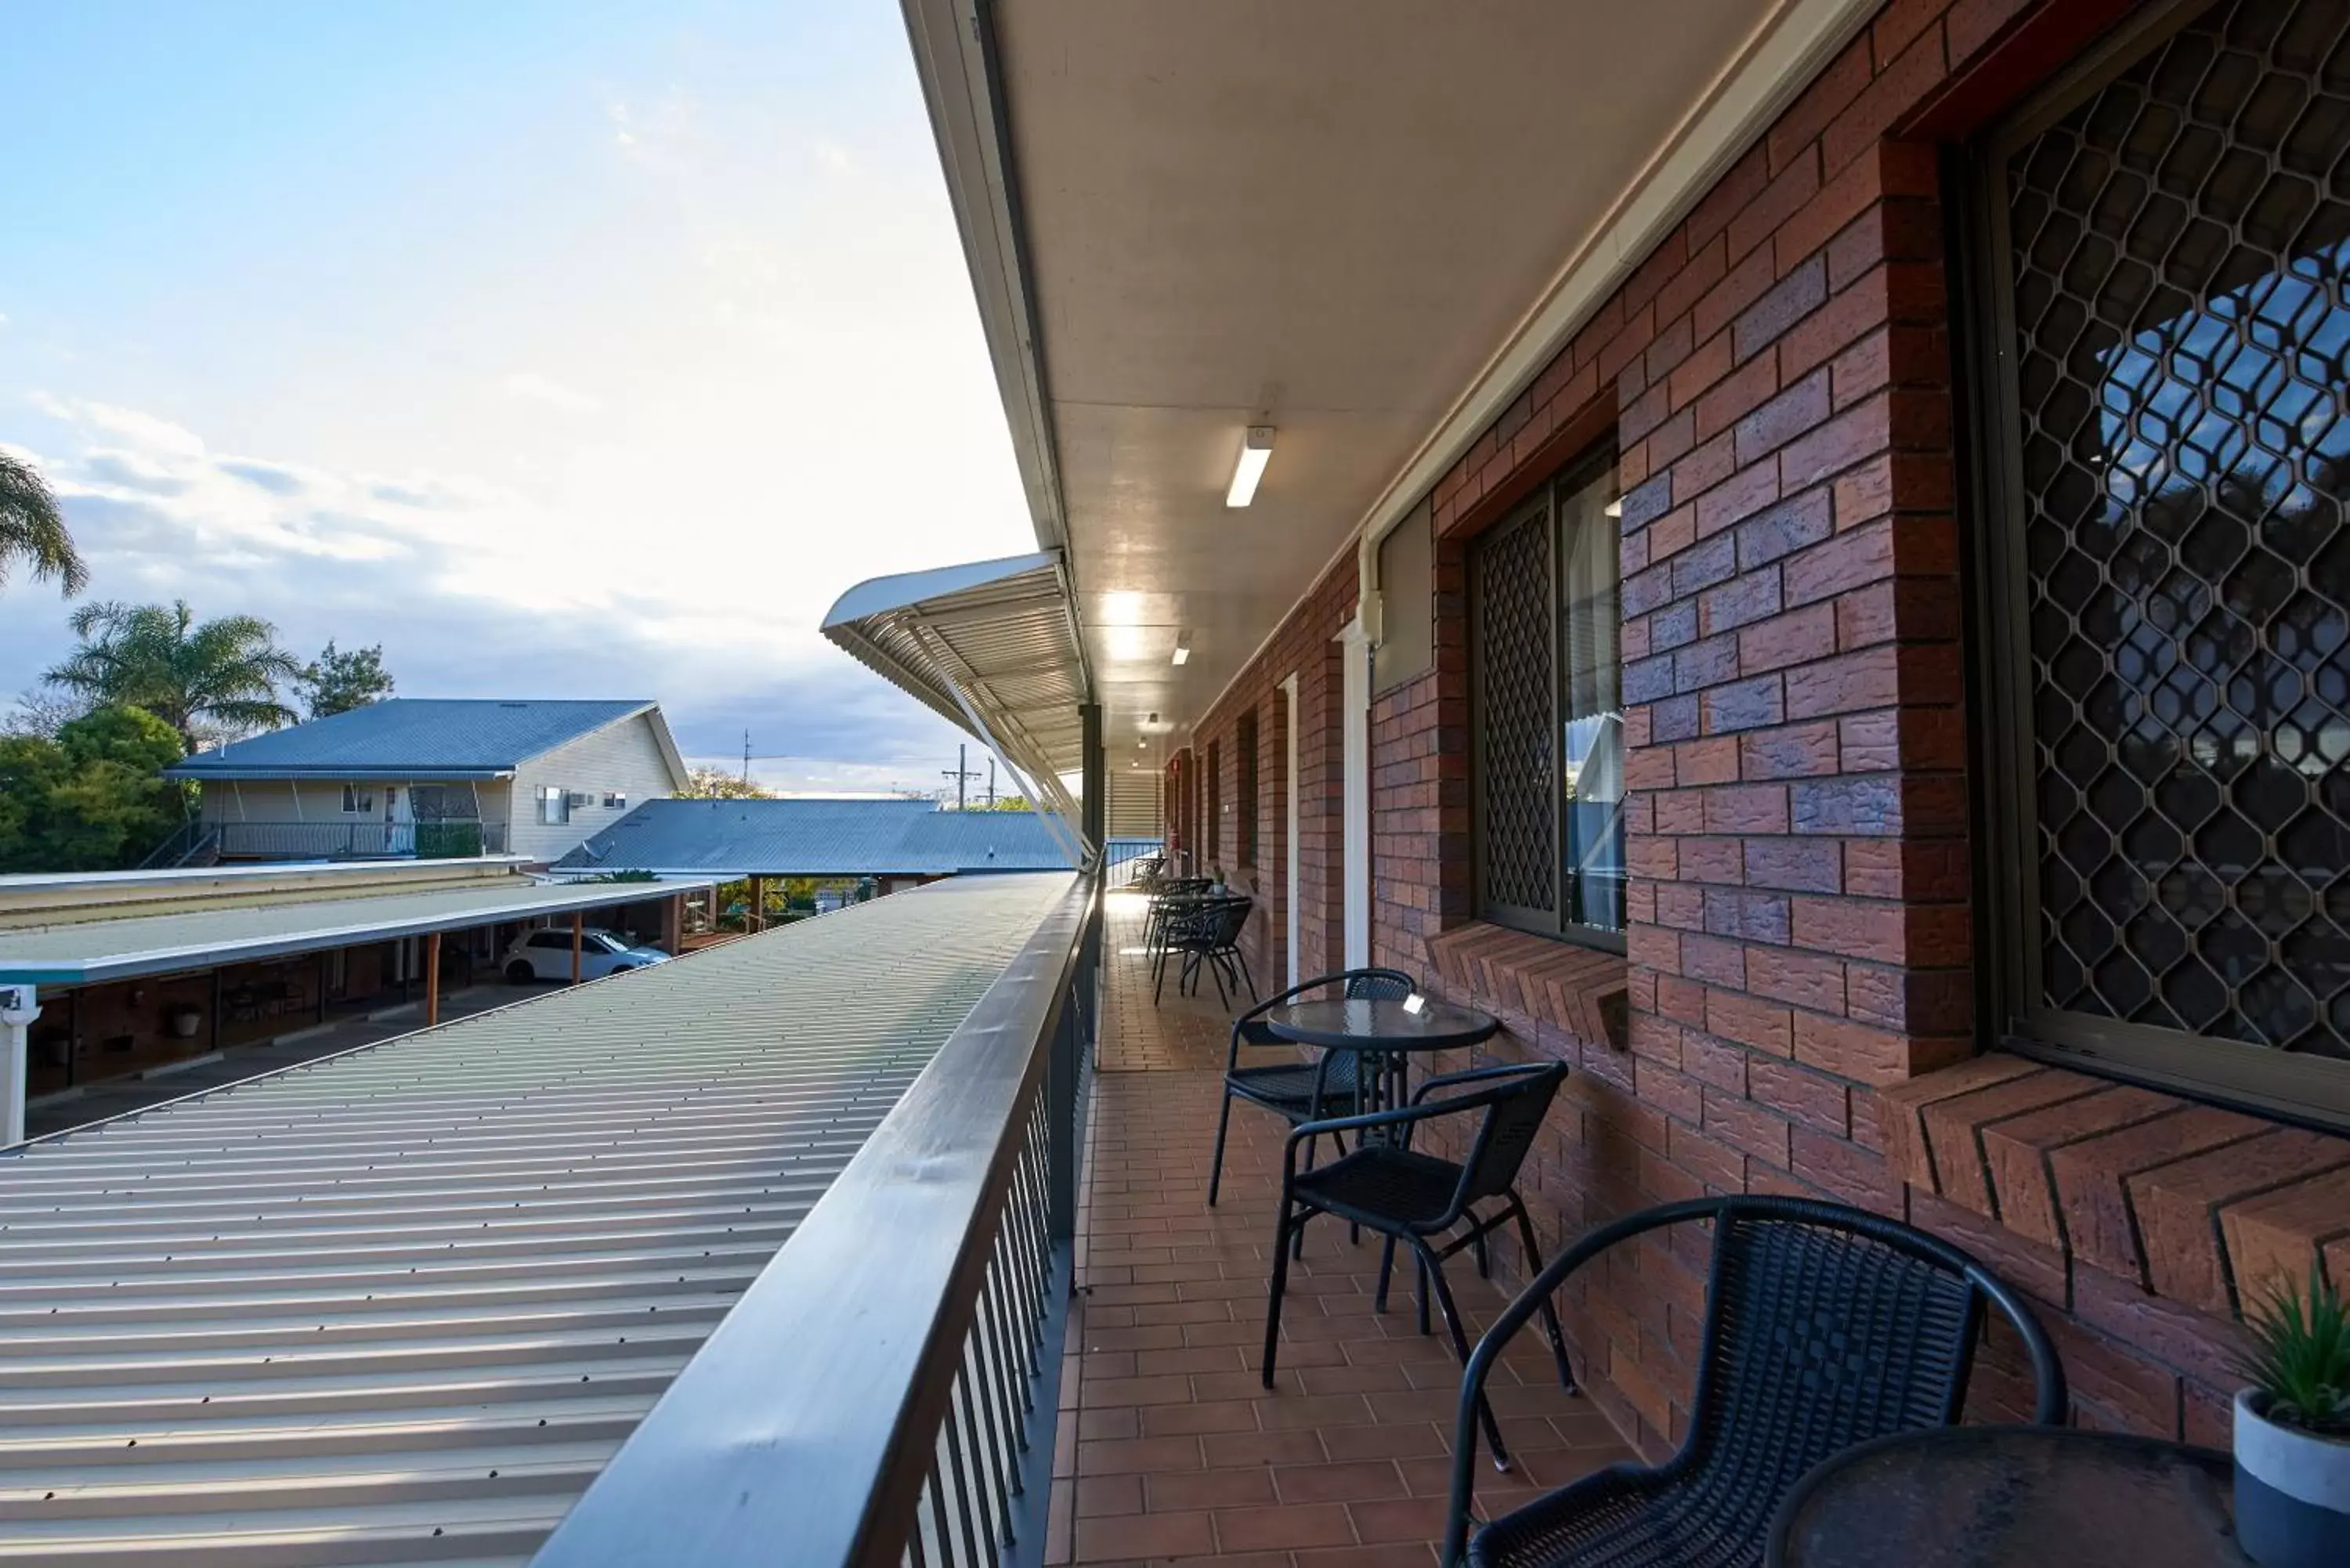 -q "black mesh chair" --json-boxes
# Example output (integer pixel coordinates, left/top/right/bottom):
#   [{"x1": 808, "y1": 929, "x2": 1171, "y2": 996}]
[
  {"x1": 1206, "y1": 967, "x2": 1415, "y2": 1205},
  {"x1": 1143, "y1": 877, "x2": 1212, "y2": 967},
  {"x1": 1156, "y1": 894, "x2": 1256, "y2": 1006},
  {"x1": 1441, "y1": 1194, "x2": 2069, "y2": 1568},
  {"x1": 1262, "y1": 1062, "x2": 1574, "y2": 1469}
]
